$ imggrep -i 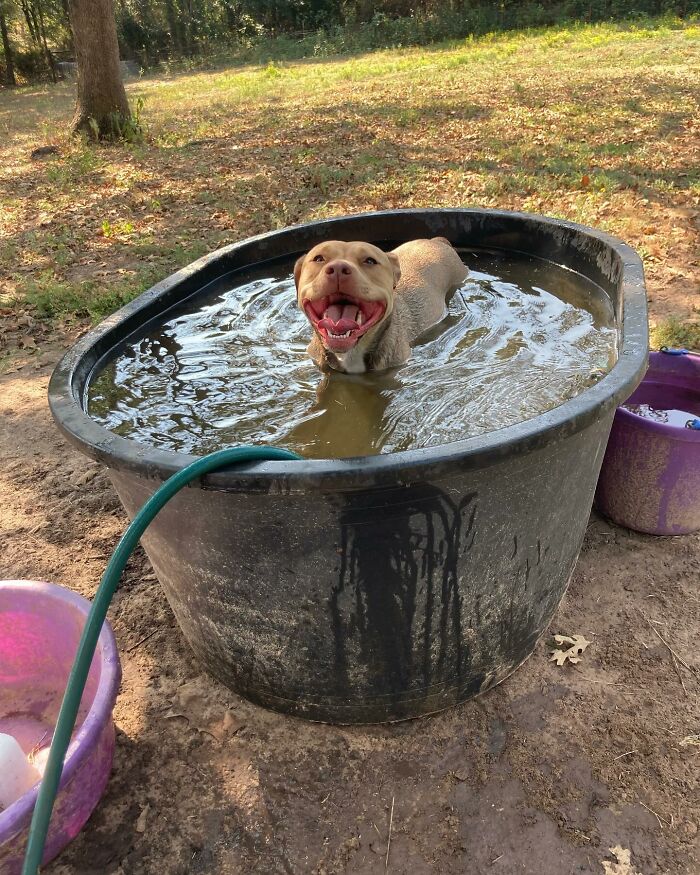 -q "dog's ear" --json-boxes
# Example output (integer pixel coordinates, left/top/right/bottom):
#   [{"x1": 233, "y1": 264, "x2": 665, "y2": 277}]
[
  {"x1": 293, "y1": 254, "x2": 306, "y2": 290},
  {"x1": 386, "y1": 252, "x2": 401, "y2": 289}
]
